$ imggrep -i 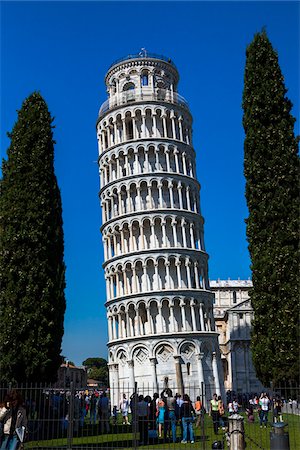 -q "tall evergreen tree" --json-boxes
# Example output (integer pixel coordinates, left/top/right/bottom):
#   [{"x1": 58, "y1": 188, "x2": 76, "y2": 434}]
[
  {"x1": 243, "y1": 30, "x2": 299, "y2": 386},
  {"x1": 0, "y1": 92, "x2": 66, "y2": 383}
]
